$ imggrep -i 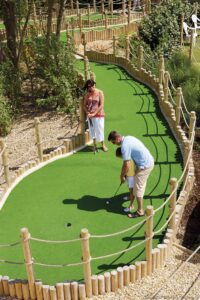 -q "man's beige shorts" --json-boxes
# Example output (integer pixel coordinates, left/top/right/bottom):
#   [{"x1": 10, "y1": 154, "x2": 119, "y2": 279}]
[{"x1": 133, "y1": 166, "x2": 154, "y2": 198}]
